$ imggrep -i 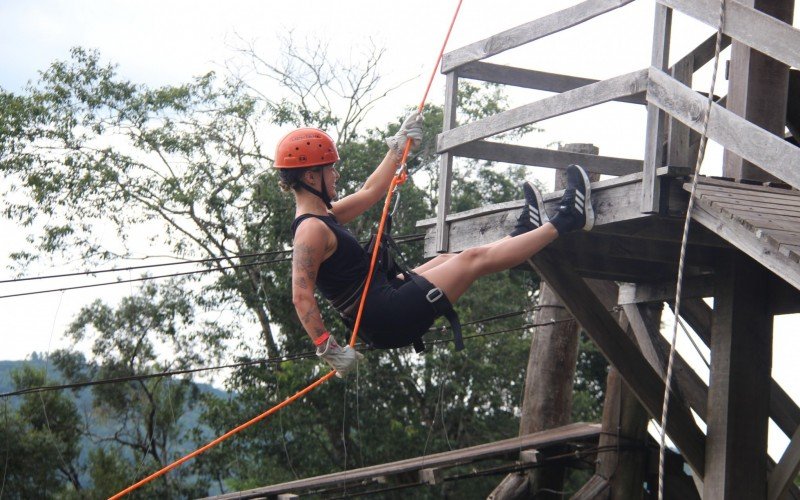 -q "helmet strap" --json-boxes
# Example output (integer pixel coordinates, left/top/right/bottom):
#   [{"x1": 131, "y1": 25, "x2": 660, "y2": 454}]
[{"x1": 298, "y1": 179, "x2": 333, "y2": 210}]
